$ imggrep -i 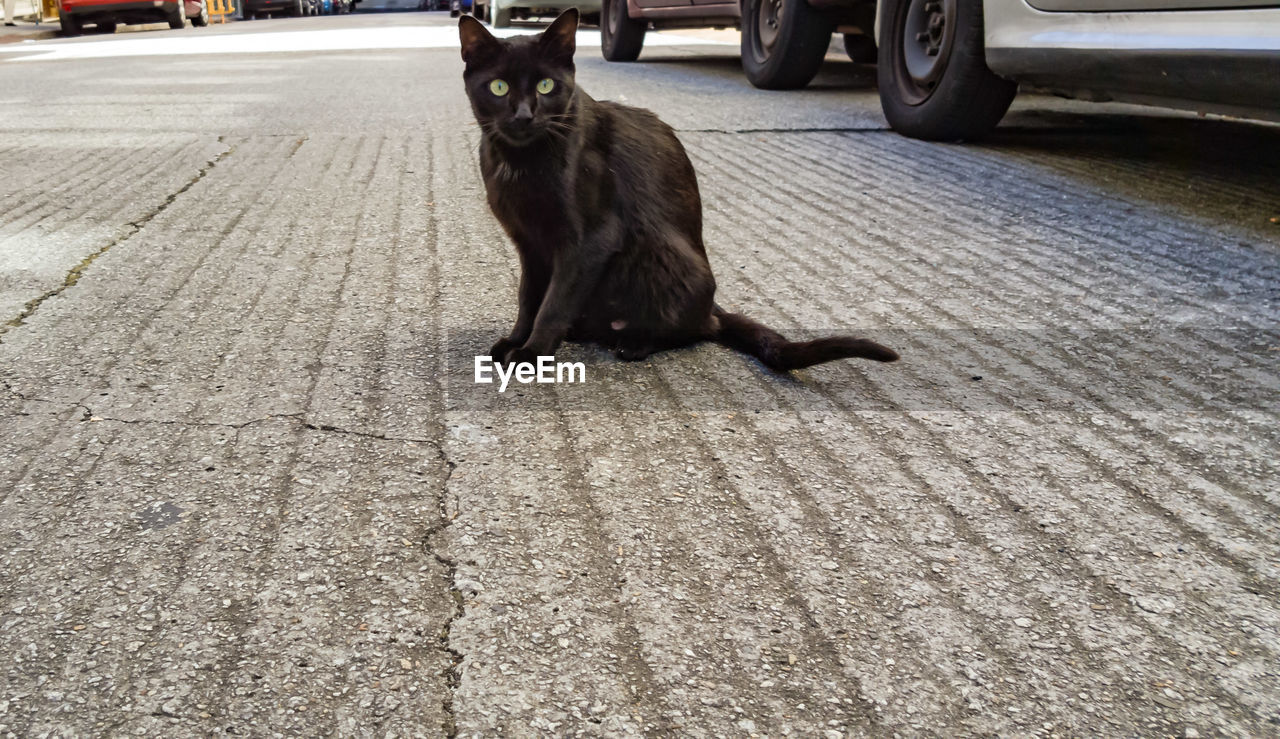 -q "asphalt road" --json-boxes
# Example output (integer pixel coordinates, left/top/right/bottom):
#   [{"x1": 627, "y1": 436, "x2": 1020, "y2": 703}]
[{"x1": 2, "y1": 10, "x2": 1279, "y2": 737}]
